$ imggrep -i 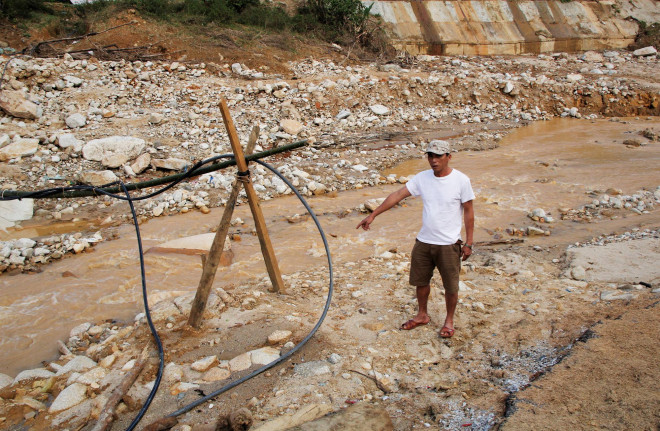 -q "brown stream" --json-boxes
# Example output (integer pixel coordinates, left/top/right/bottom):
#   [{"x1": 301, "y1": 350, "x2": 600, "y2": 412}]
[{"x1": 1, "y1": 117, "x2": 659, "y2": 376}]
